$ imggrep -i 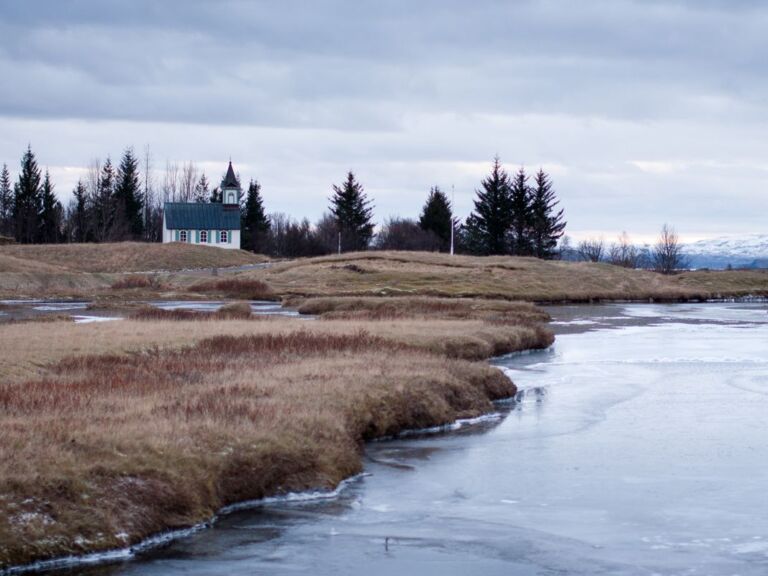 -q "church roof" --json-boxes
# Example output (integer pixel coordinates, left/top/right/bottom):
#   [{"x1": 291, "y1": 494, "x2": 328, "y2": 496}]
[
  {"x1": 164, "y1": 202, "x2": 241, "y2": 230},
  {"x1": 222, "y1": 161, "x2": 240, "y2": 189}
]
